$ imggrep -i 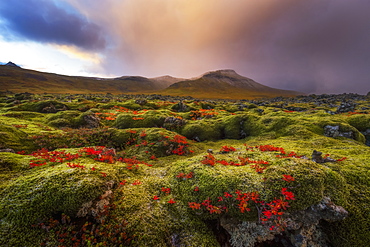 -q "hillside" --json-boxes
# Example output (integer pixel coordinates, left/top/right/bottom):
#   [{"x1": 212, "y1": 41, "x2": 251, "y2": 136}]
[
  {"x1": 0, "y1": 65, "x2": 301, "y2": 99},
  {"x1": 0, "y1": 65, "x2": 171, "y2": 94}
]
